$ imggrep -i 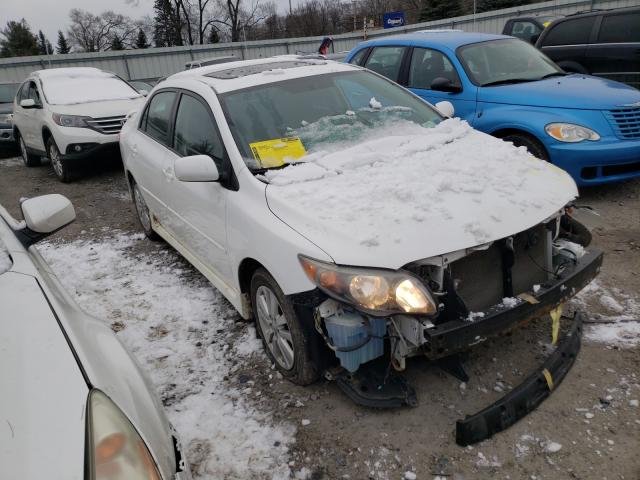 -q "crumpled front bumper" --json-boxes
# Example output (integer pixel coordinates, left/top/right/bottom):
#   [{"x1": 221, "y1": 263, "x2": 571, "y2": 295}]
[{"x1": 423, "y1": 248, "x2": 603, "y2": 361}]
